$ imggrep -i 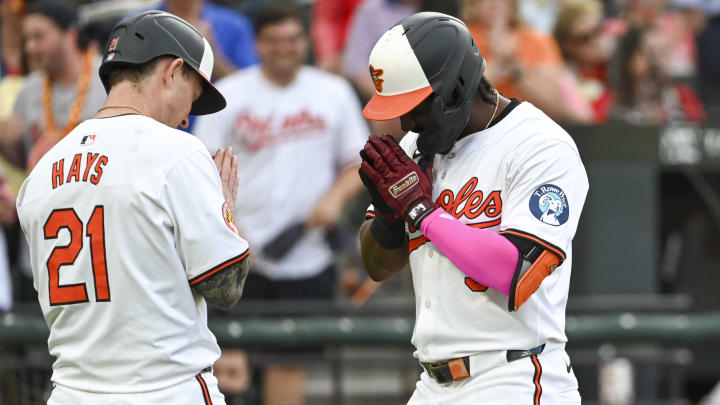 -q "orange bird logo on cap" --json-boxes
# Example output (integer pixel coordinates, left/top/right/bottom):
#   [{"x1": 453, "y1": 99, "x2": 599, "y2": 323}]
[
  {"x1": 369, "y1": 65, "x2": 384, "y2": 93},
  {"x1": 108, "y1": 37, "x2": 119, "y2": 52}
]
